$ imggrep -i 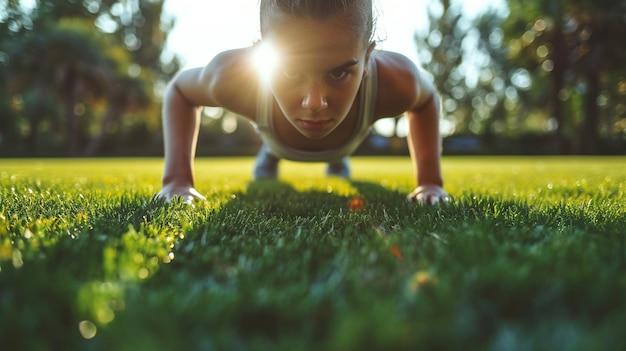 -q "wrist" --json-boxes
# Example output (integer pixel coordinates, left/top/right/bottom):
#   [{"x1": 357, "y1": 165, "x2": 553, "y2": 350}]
[
  {"x1": 162, "y1": 172, "x2": 194, "y2": 188},
  {"x1": 416, "y1": 159, "x2": 443, "y2": 187},
  {"x1": 417, "y1": 178, "x2": 443, "y2": 188}
]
